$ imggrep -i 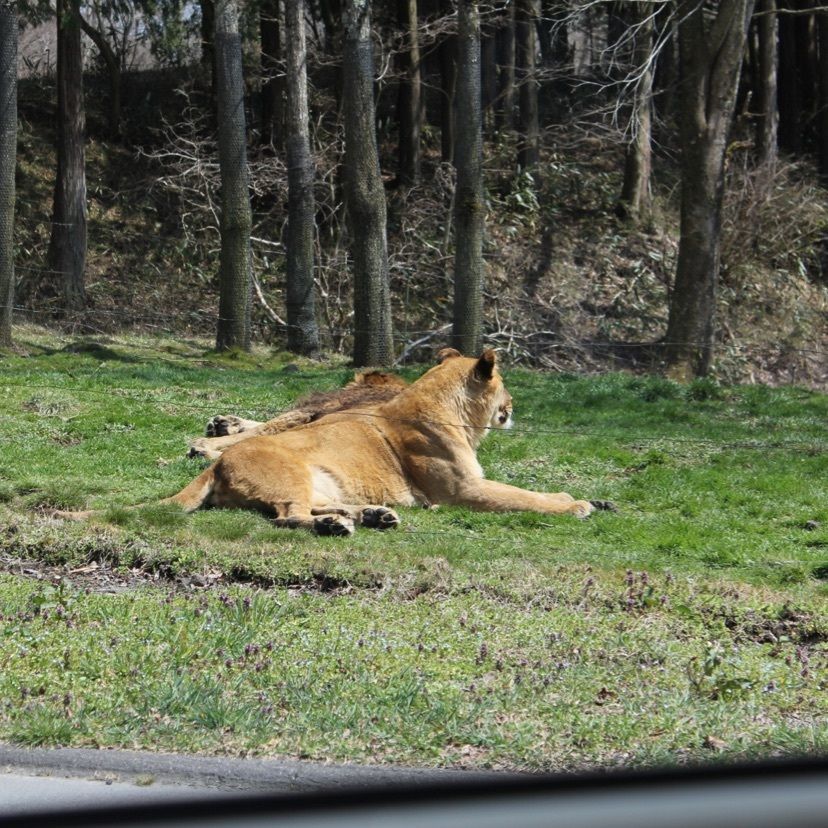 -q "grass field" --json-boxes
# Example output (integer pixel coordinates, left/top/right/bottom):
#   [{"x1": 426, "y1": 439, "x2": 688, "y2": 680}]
[{"x1": 0, "y1": 326, "x2": 825, "y2": 770}]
